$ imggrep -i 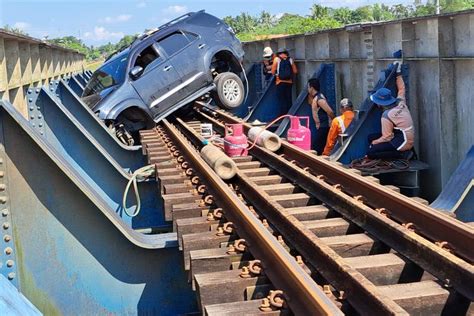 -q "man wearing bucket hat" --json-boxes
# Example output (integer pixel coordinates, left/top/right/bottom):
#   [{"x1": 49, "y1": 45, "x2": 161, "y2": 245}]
[
  {"x1": 262, "y1": 47, "x2": 275, "y2": 81},
  {"x1": 367, "y1": 62, "x2": 415, "y2": 160},
  {"x1": 322, "y1": 98, "x2": 355, "y2": 156},
  {"x1": 271, "y1": 47, "x2": 298, "y2": 117}
]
